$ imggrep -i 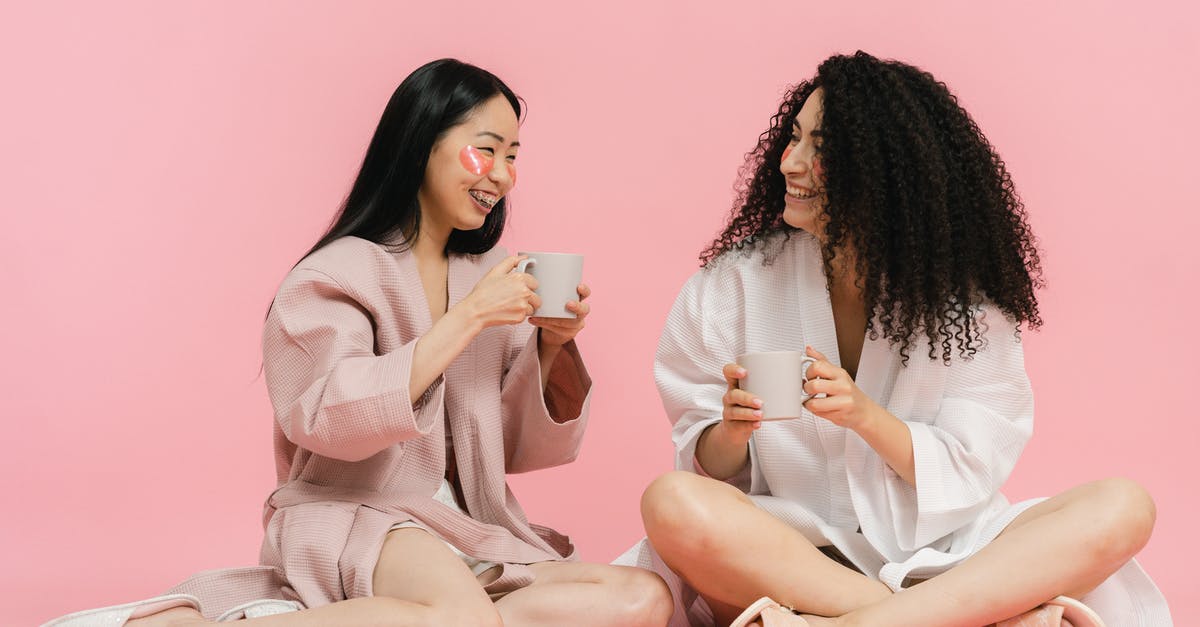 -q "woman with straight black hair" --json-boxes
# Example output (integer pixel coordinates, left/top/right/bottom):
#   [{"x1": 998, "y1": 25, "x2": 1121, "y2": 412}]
[{"x1": 46, "y1": 58, "x2": 672, "y2": 627}]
